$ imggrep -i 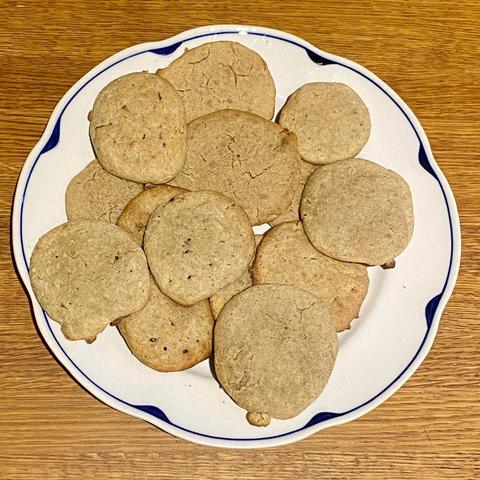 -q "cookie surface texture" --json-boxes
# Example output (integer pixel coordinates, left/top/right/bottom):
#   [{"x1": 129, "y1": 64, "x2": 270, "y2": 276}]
[
  {"x1": 65, "y1": 160, "x2": 143, "y2": 223},
  {"x1": 269, "y1": 160, "x2": 317, "y2": 226},
  {"x1": 89, "y1": 72, "x2": 186, "y2": 183},
  {"x1": 173, "y1": 109, "x2": 300, "y2": 225},
  {"x1": 209, "y1": 234, "x2": 263, "y2": 319},
  {"x1": 252, "y1": 221, "x2": 369, "y2": 331},
  {"x1": 144, "y1": 190, "x2": 255, "y2": 306},
  {"x1": 118, "y1": 277, "x2": 214, "y2": 372},
  {"x1": 29, "y1": 220, "x2": 150, "y2": 341},
  {"x1": 117, "y1": 184, "x2": 187, "y2": 245},
  {"x1": 300, "y1": 158, "x2": 414, "y2": 265},
  {"x1": 214, "y1": 284, "x2": 338, "y2": 420},
  {"x1": 279, "y1": 82, "x2": 370, "y2": 164},
  {"x1": 159, "y1": 41, "x2": 275, "y2": 122},
  {"x1": 209, "y1": 271, "x2": 252, "y2": 320}
]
